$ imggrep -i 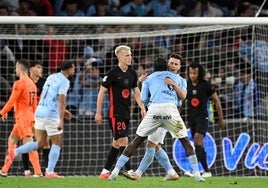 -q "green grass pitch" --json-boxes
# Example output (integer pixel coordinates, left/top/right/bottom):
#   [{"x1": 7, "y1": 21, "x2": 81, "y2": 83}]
[{"x1": 0, "y1": 176, "x2": 267, "y2": 188}]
